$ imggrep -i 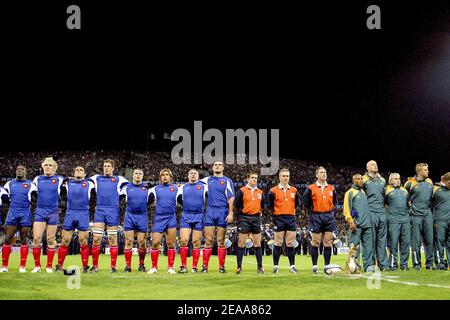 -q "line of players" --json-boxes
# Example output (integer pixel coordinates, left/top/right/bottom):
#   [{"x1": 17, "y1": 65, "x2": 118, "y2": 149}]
[{"x1": 0, "y1": 158, "x2": 449, "y2": 274}]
